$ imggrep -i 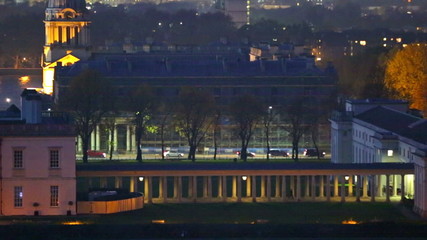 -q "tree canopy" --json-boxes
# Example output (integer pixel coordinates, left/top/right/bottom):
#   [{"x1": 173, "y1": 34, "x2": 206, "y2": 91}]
[{"x1": 385, "y1": 44, "x2": 427, "y2": 113}]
